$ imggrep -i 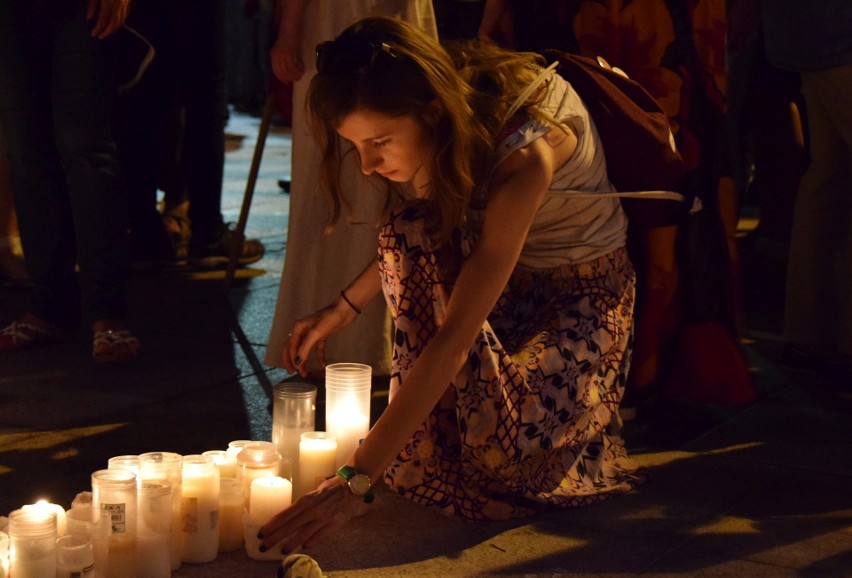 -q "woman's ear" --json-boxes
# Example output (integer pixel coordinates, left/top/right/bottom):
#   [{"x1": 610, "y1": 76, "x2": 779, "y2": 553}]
[{"x1": 423, "y1": 98, "x2": 445, "y2": 126}]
